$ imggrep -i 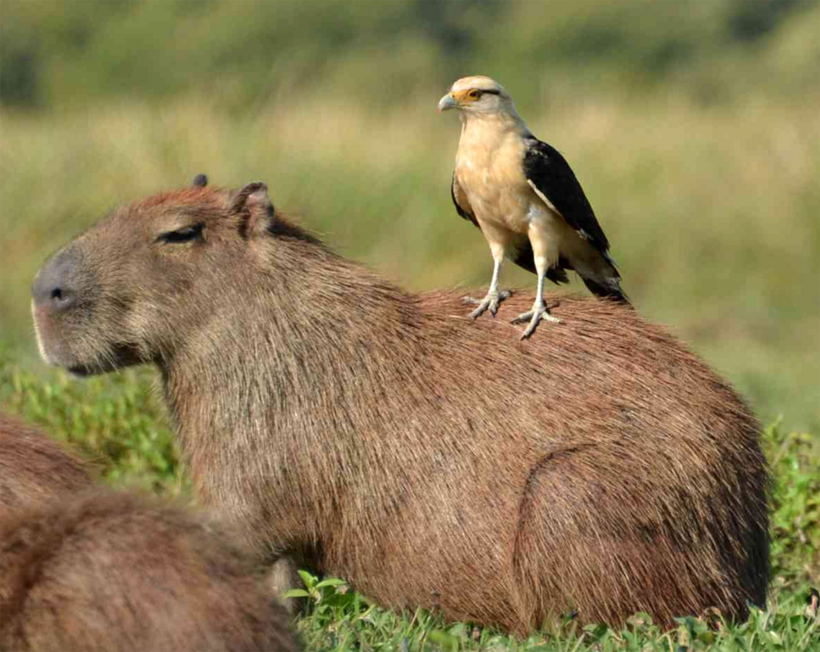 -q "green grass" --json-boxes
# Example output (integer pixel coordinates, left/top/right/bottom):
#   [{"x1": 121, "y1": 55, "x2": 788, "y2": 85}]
[
  {"x1": 290, "y1": 590, "x2": 820, "y2": 651},
  {"x1": 1, "y1": 351, "x2": 818, "y2": 651}
]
